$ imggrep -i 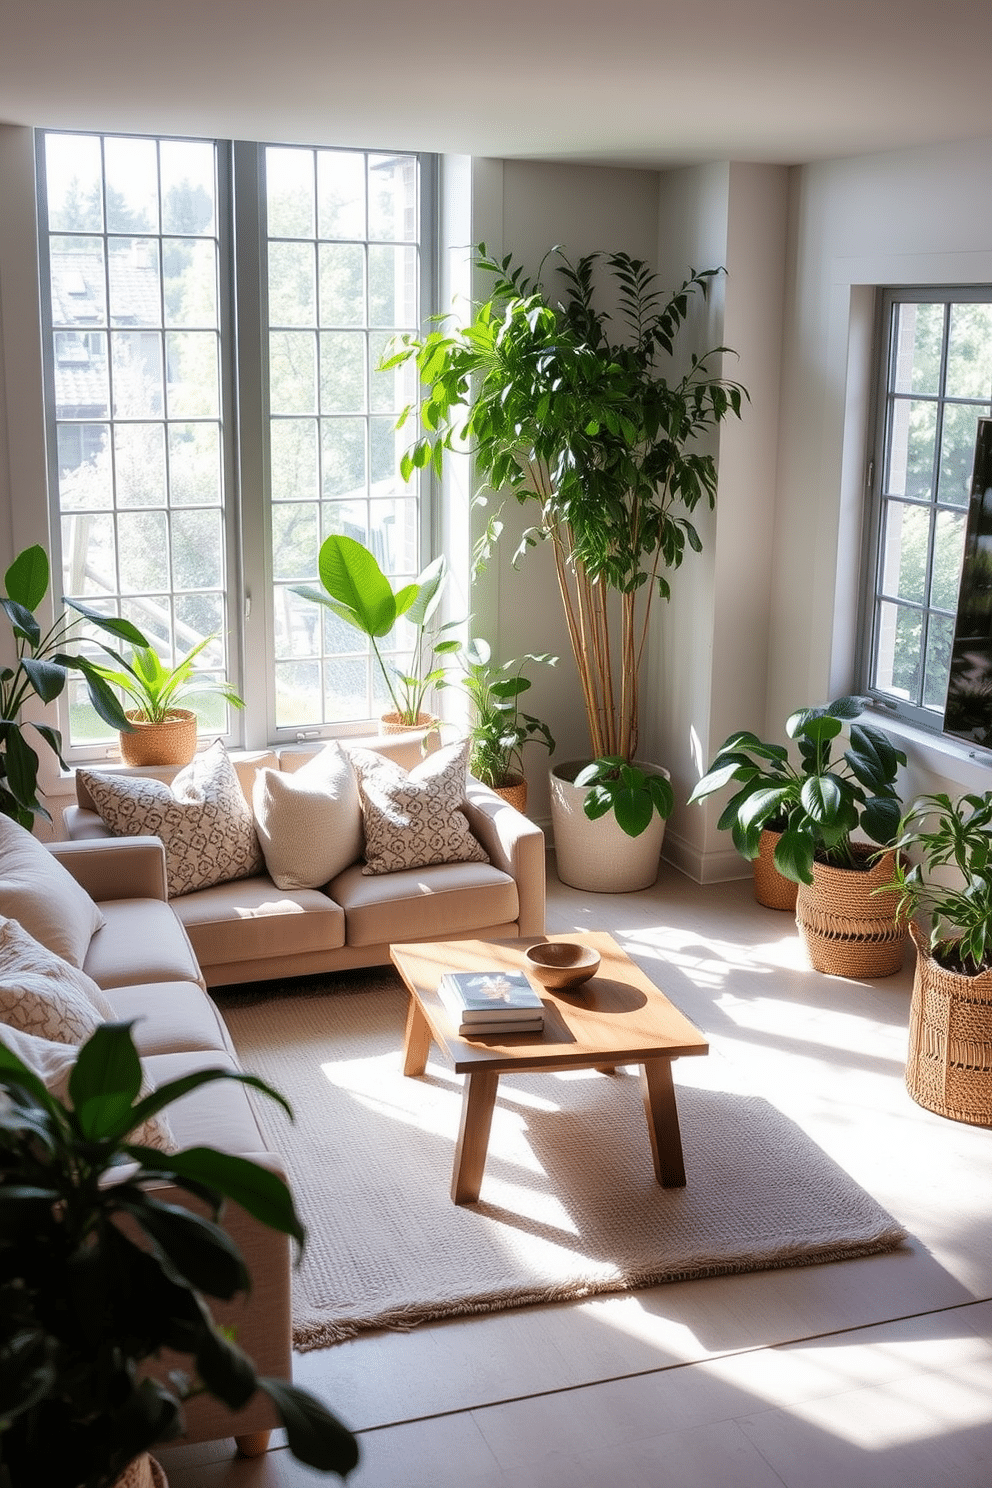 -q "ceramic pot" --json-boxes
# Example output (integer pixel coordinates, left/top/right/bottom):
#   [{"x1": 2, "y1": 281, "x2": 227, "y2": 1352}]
[
  {"x1": 905, "y1": 921, "x2": 992, "y2": 1127},
  {"x1": 118, "y1": 709, "x2": 198, "y2": 767},
  {"x1": 549, "y1": 759, "x2": 669, "y2": 893},
  {"x1": 795, "y1": 845, "x2": 906, "y2": 978}
]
